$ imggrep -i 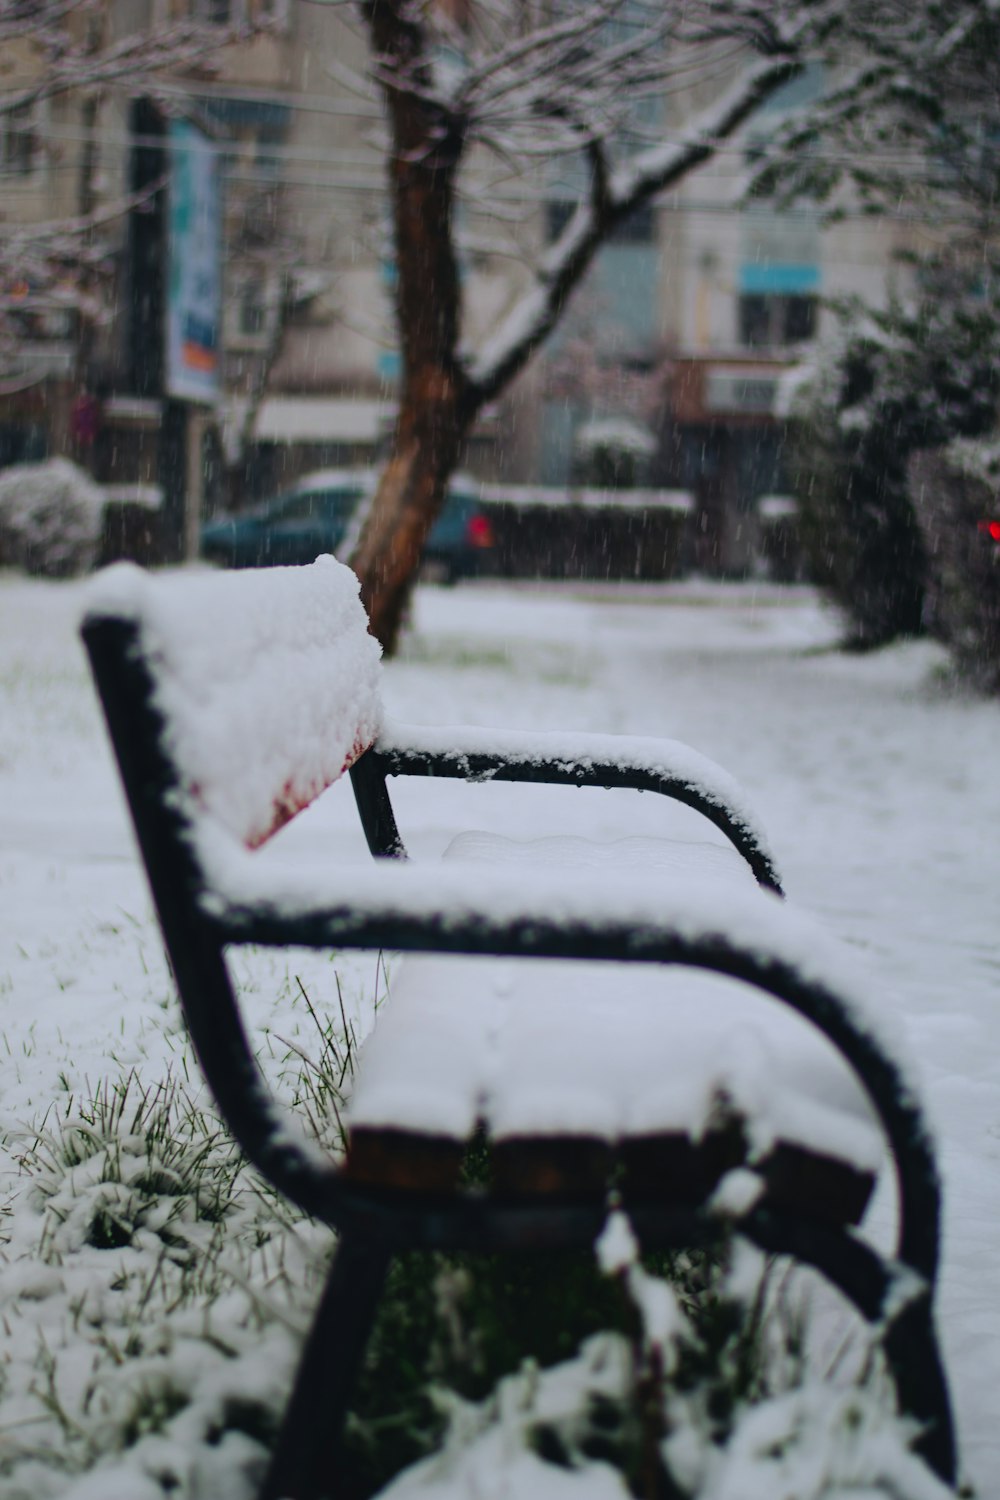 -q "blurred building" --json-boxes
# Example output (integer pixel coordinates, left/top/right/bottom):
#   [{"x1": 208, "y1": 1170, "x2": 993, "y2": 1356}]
[
  {"x1": 1, "y1": 10, "x2": 924, "y2": 572},
  {"x1": 534, "y1": 65, "x2": 925, "y2": 573}
]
